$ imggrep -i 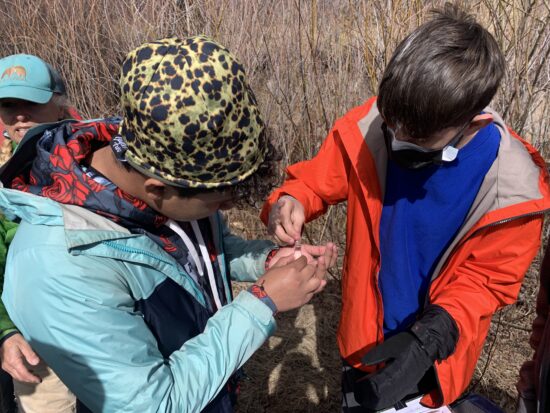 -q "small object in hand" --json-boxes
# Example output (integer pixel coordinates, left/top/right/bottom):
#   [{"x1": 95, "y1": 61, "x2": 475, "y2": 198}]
[{"x1": 294, "y1": 239, "x2": 302, "y2": 259}]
